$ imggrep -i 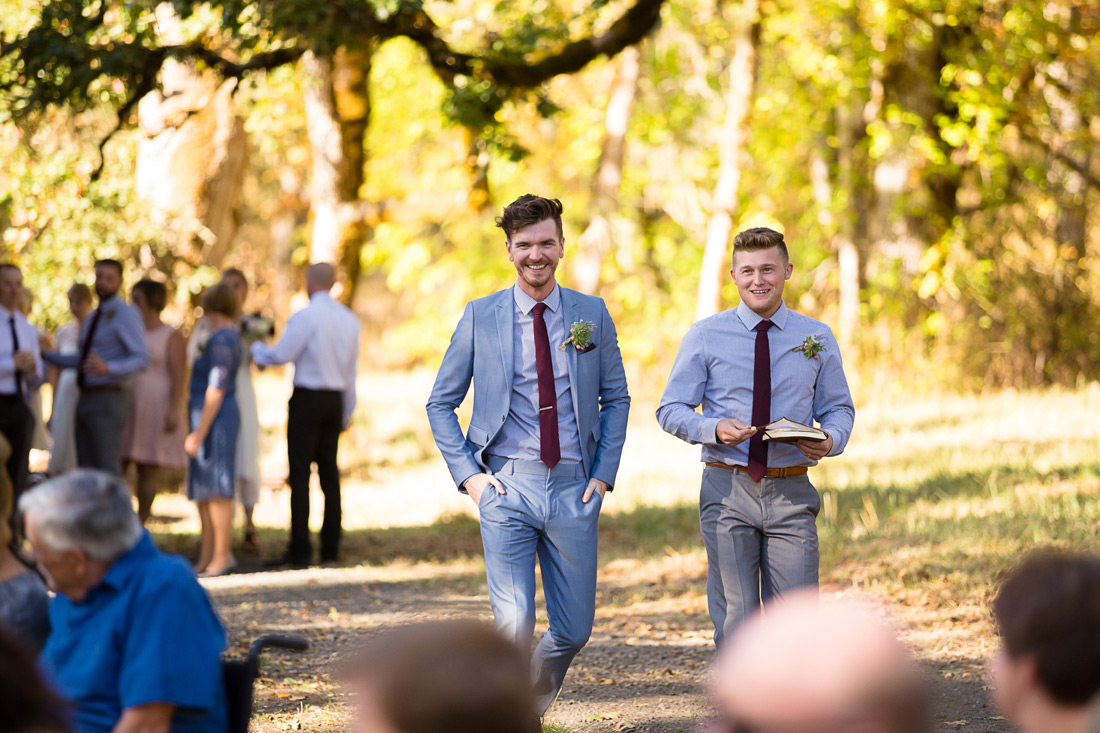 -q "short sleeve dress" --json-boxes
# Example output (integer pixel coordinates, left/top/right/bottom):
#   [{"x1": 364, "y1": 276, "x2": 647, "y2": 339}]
[{"x1": 186, "y1": 328, "x2": 241, "y2": 501}]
